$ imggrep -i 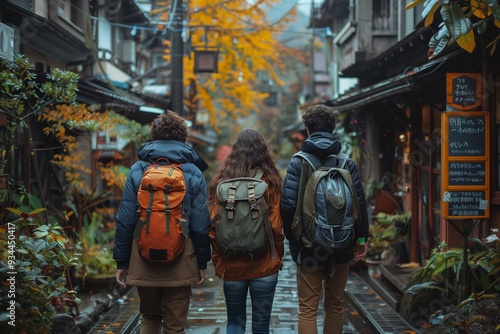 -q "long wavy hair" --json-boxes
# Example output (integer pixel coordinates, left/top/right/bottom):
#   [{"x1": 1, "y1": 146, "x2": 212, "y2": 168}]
[{"x1": 209, "y1": 128, "x2": 282, "y2": 202}]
